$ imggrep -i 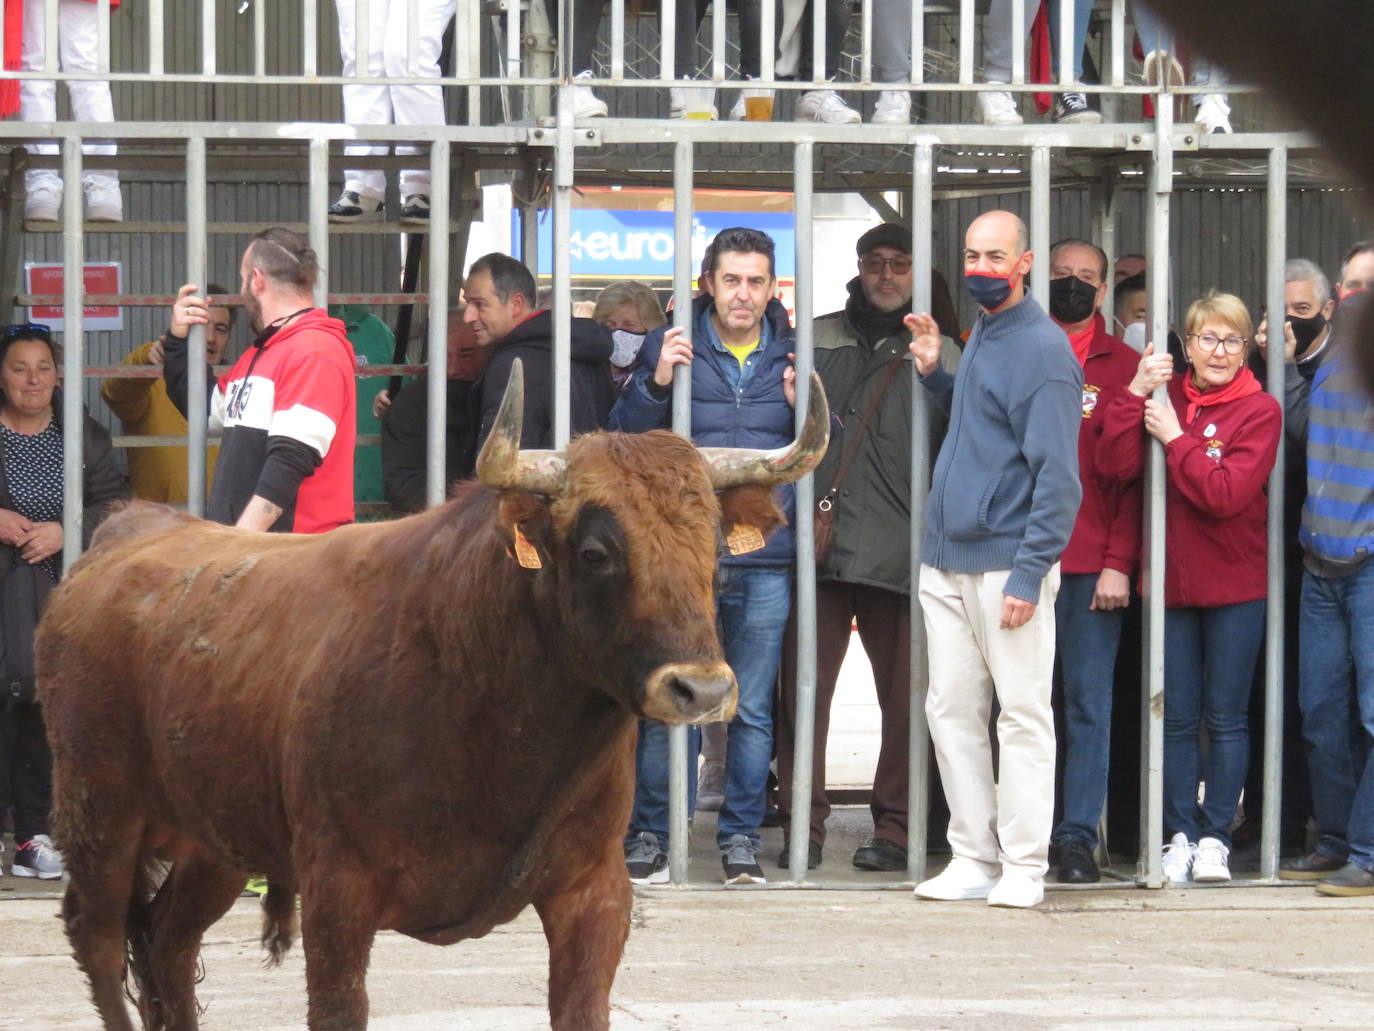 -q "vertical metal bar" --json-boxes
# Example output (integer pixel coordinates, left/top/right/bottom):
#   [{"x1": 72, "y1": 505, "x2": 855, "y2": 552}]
[
  {"x1": 760, "y1": 0, "x2": 774, "y2": 81},
  {"x1": 958, "y1": 0, "x2": 973, "y2": 86},
  {"x1": 787, "y1": 141, "x2": 819, "y2": 884},
  {"x1": 61, "y1": 139, "x2": 84, "y2": 568},
  {"x1": 202, "y1": 0, "x2": 217, "y2": 75},
  {"x1": 1260, "y1": 147, "x2": 1288, "y2": 882},
  {"x1": 860, "y1": 0, "x2": 873, "y2": 84},
  {"x1": 254, "y1": 0, "x2": 267, "y2": 77},
  {"x1": 911, "y1": 0, "x2": 923, "y2": 85},
  {"x1": 97, "y1": 0, "x2": 111, "y2": 73},
  {"x1": 1011, "y1": 0, "x2": 1025, "y2": 84},
  {"x1": 425, "y1": 143, "x2": 452, "y2": 508},
  {"x1": 467, "y1": 0, "x2": 483, "y2": 123},
  {"x1": 811, "y1": 0, "x2": 824, "y2": 85},
  {"x1": 667, "y1": 139, "x2": 694, "y2": 885},
  {"x1": 711, "y1": 0, "x2": 726, "y2": 82},
  {"x1": 660, "y1": 0, "x2": 676, "y2": 85},
  {"x1": 1109, "y1": 0, "x2": 1125, "y2": 88},
  {"x1": 309, "y1": 139, "x2": 329, "y2": 309},
  {"x1": 1139, "y1": 99, "x2": 1173, "y2": 889},
  {"x1": 907, "y1": 142, "x2": 934, "y2": 885},
  {"x1": 1096, "y1": 168, "x2": 1117, "y2": 326},
  {"x1": 1057, "y1": 0, "x2": 1073, "y2": 85},
  {"x1": 355, "y1": 0, "x2": 369, "y2": 80},
  {"x1": 186, "y1": 137, "x2": 208, "y2": 519},
  {"x1": 521, "y1": 196, "x2": 539, "y2": 280},
  {"x1": 610, "y1": 0, "x2": 625, "y2": 79},
  {"x1": 44, "y1": 0, "x2": 59, "y2": 74},
  {"x1": 553, "y1": 90, "x2": 575, "y2": 448},
  {"x1": 506, "y1": 0, "x2": 523, "y2": 79},
  {"x1": 1030, "y1": 146, "x2": 1050, "y2": 312},
  {"x1": 304, "y1": 0, "x2": 319, "y2": 77}
]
